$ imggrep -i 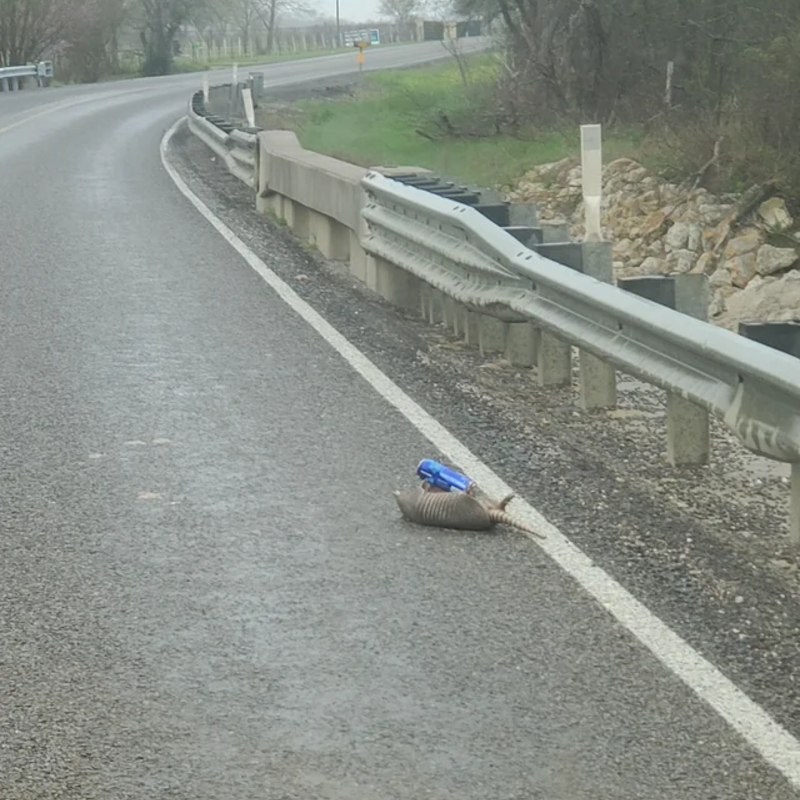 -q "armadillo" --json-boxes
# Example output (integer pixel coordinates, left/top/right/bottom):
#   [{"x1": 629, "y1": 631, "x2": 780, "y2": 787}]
[{"x1": 392, "y1": 481, "x2": 546, "y2": 539}]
